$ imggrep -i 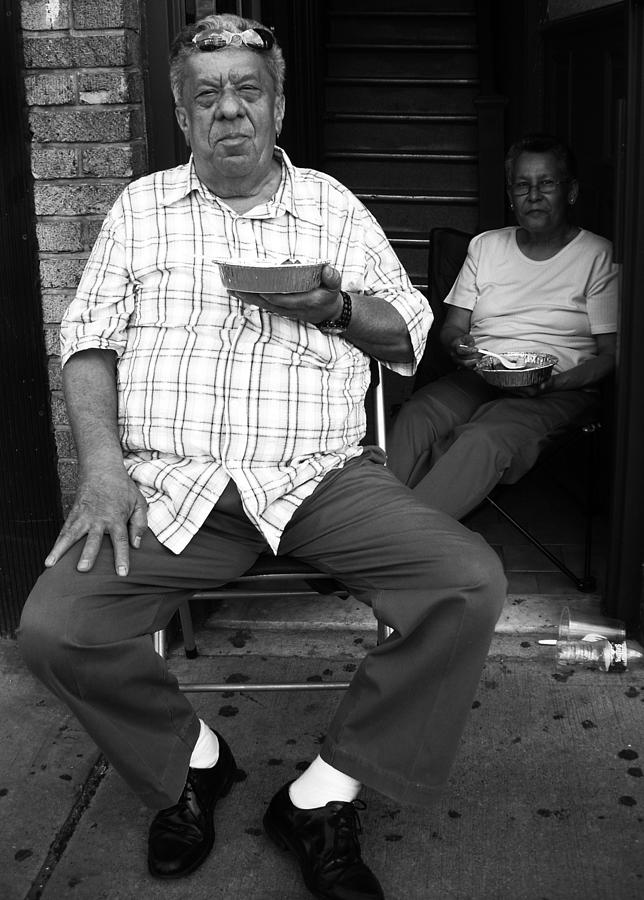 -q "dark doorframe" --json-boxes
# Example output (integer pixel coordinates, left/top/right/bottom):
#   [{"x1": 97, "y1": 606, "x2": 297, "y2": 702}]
[
  {"x1": 605, "y1": 0, "x2": 644, "y2": 634},
  {"x1": 142, "y1": 0, "x2": 188, "y2": 173},
  {"x1": 525, "y1": 2, "x2": 644, "y2": 631},
  {"x1": 541, "y1": 4, "x2": 626, "y2": 241},
  {"x1": 0, "y1": 0, "x2": 62, "y2": 636},
  {"x1": 261, "y1": 0, "x2": 325, "y2": 168}
]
